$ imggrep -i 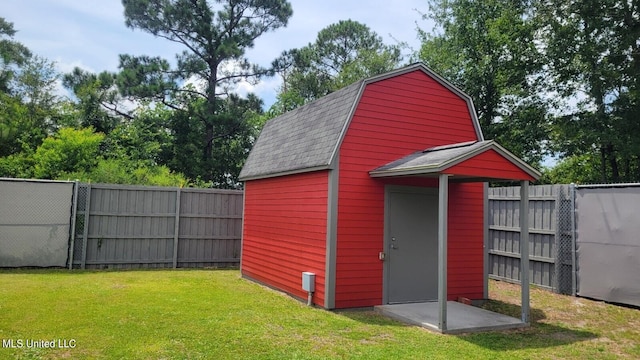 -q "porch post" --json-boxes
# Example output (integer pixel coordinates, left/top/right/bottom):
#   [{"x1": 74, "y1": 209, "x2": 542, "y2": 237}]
[
  {"x1": 520, "y1": 181, "x2": 530, "y2": 324},
  {"x1": 438, "y1": 174, "x2": 449, "y2": 331}
]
